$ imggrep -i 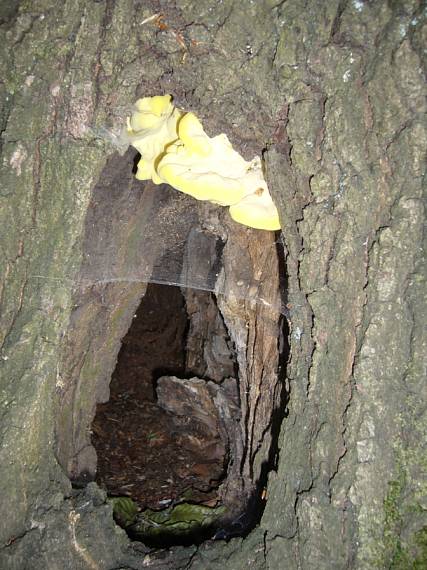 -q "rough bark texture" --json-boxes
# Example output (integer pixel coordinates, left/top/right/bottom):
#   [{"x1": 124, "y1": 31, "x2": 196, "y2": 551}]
[{"x1": 0, "y1": 1, "x2": 425, "y2": 569}]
